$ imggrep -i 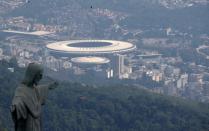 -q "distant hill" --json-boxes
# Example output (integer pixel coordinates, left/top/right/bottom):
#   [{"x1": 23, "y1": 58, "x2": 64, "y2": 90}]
[
  {"x1": 156, "y1": 0, "x2": 209, "y2": 9},
  {"x1": 0, "y1": 60, "x2": 209, "y2": 131},
  {"x1": 1, "y1": 0, "x2": 208, "y2": 36},
  {"x1": 0, "y1": 0, "x2": 24, "y2": 14}
]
